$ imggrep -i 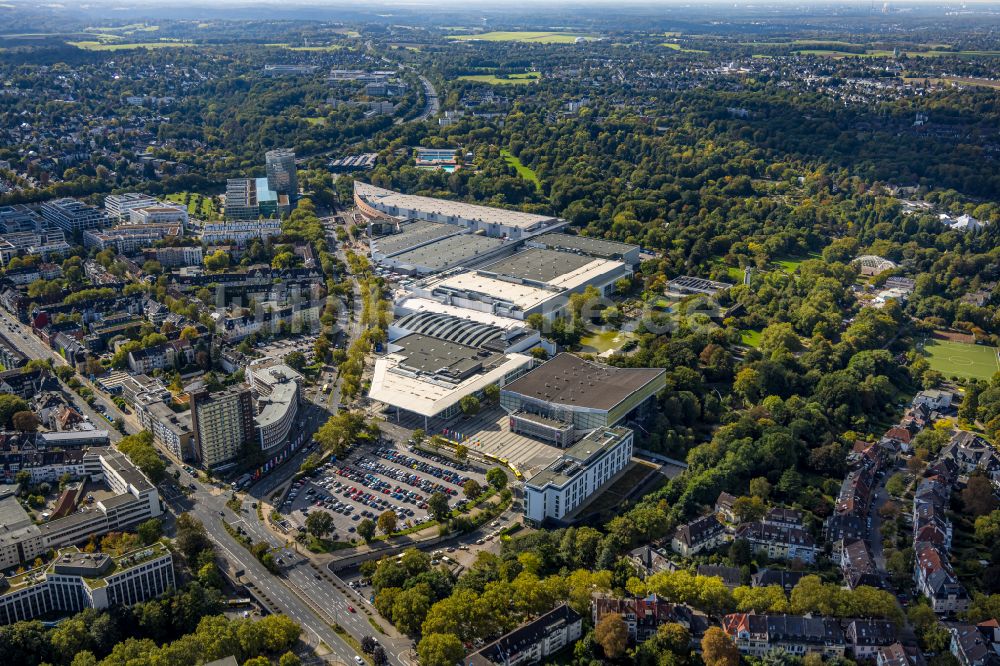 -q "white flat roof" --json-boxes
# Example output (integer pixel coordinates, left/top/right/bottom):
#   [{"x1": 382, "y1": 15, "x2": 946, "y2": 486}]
[
  {"x1": 429, "y1": 271, "x2": 558, "y2": 310},
  {"x1": 544, "y1": 258, "x2": 624, "y2": 290},
  {"x1": 356, "y1": 182, "x2": 559, "y2": 231},
  {"x1": 394, "y1": 296, "x2": 526, "y2": 331},
  {"x1": 369, "y1": 352, "x2": 533, "y2": 418}
]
